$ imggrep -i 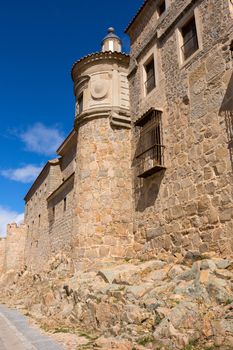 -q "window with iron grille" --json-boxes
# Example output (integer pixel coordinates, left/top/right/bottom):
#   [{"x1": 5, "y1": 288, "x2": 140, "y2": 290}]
[
  {"x1": 135, "y1": 109, "x2": 165, "y2": 178},
  {"x1": 144, "y1": 58, "x2": 156, "y2": 95},
  {"x1": 181, "y1": 16, "x2": 199, "y2": 61}
]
